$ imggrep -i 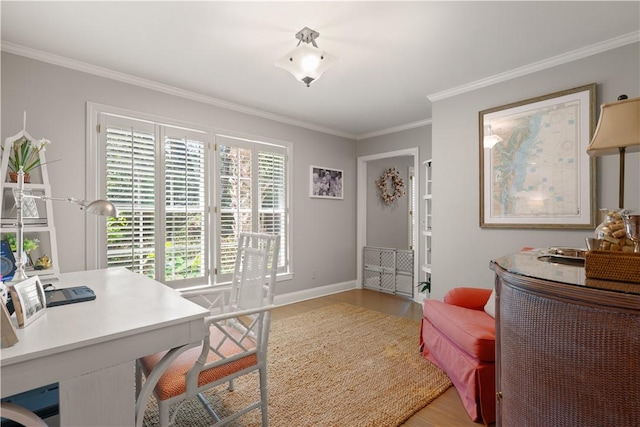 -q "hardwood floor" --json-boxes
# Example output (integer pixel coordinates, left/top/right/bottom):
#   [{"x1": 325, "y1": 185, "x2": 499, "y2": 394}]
[{"x1": 271, "y1": 289, "x2": 491, "y2": 427}]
